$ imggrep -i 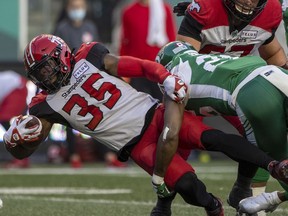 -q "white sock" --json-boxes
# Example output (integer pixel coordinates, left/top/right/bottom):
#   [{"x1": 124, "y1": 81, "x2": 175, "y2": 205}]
[
  {"x1": 252, "y1": 186, "x2": 266, "y2": 197},
  {"x1": 252, "y1": 186, "x2": 267, "y2": 216}
]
